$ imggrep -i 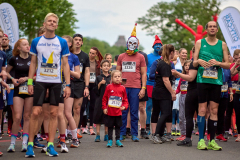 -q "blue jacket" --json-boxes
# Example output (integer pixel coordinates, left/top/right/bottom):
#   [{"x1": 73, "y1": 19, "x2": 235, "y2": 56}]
[{"x1": 221, "y1": 69, "x2": 232, "y2": 98}]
